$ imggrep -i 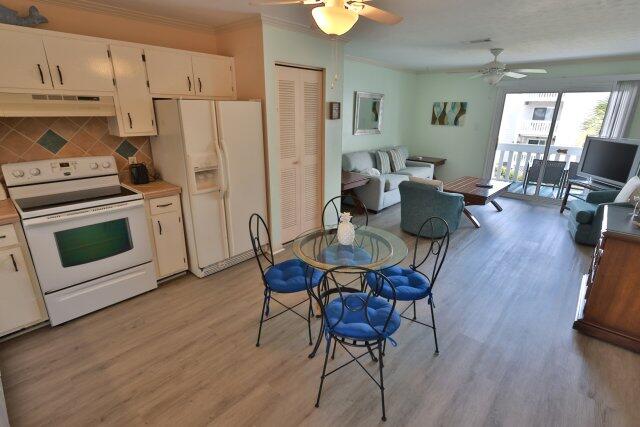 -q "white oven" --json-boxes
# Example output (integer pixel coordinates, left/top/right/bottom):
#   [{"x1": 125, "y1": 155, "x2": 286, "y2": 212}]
[{"x1": 22, "y1": 199, "x2": 152, "y2": 293}]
